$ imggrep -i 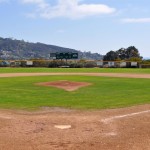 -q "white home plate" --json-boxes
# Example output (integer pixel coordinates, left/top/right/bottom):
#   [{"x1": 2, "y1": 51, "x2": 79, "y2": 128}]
[
  {"x1": 54, "y1": 125, "x2": 71, "y2": 129},
  {"x1": 104, "y1": 132, "x2": 117, "y2": 136}
]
